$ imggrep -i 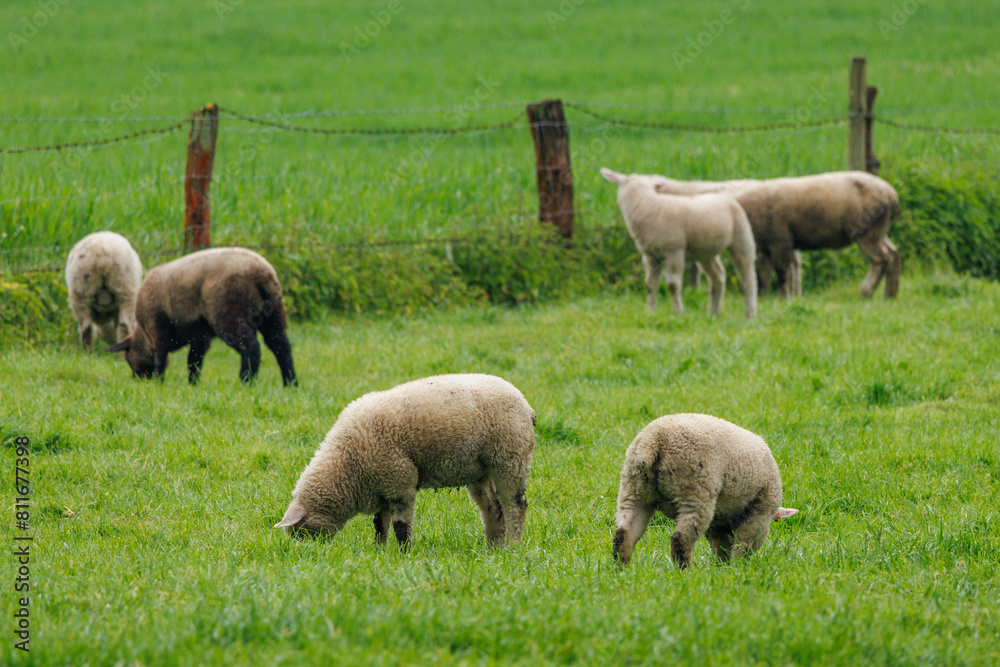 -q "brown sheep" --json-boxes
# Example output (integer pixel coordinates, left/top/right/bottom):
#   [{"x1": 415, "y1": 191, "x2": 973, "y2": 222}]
[
  {"x1": 105, "y1": 247, "x2": 296, "y2": 386},
  {"x1": 653, "y1": 171, "x2": 901, "y2": 298}
]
